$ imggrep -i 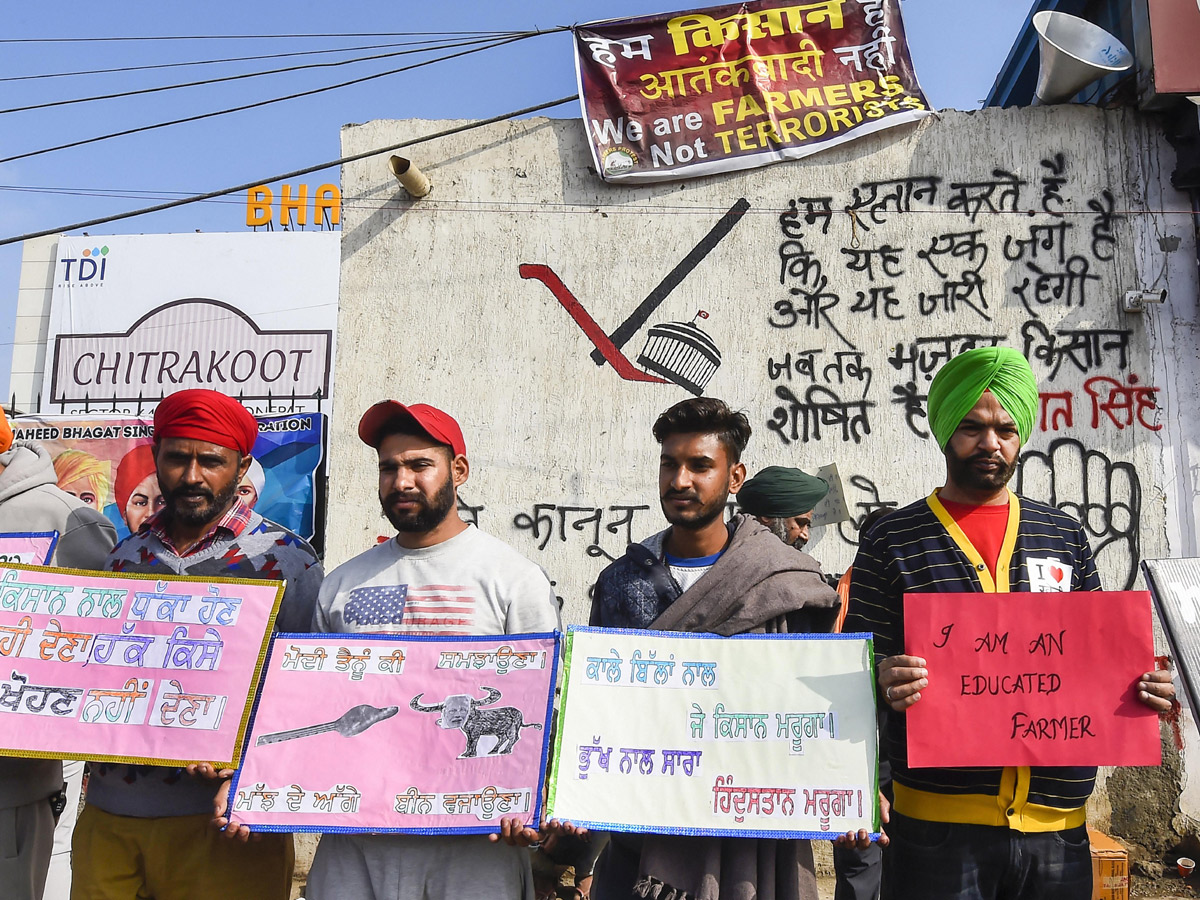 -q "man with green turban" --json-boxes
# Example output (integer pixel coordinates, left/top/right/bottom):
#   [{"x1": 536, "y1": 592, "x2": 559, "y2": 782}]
[
  {"x1": 844, "y1": 346, "x2": 1175, "y2": 900},
  {"x1": 738, "y1": 465, "x2": 829, "y2": 550}
]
